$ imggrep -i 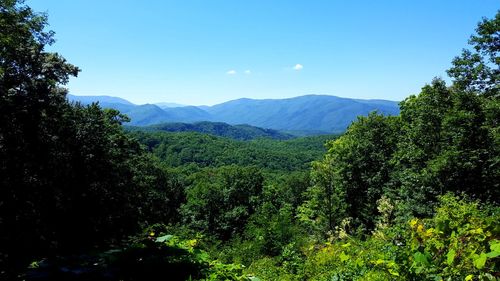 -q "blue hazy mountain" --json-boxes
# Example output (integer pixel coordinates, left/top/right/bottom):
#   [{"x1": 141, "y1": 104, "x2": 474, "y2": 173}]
[
  {"x1": 67, "y1": 95, "x2": 212, "y2": 125},
  {"x1": 67, "y1": 94, "x2": 400, "y2": 133},
  {"x1": 204, "y1": 95, "x2": 400, "y2": 133},
  {"x1": 67, "y1": 94, "x2": 134, "y2": 105},
  {"x1": 155, "y1": 102, "x2": 186, "y2": 109}
]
